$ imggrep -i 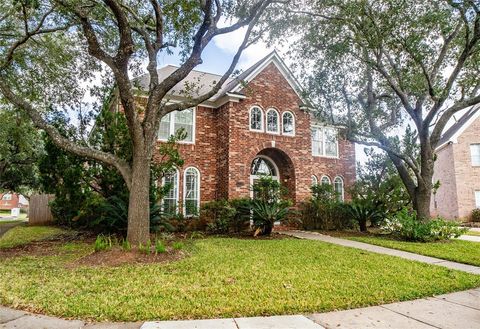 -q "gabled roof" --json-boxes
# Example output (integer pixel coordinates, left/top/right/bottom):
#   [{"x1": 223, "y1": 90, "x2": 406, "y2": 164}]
[
  {"x1": 134, "y1": 50, "x2": 309, "y2": 106},
  {"x1": 436, "y1": 105, "x2": 480, "y2": 149}
]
